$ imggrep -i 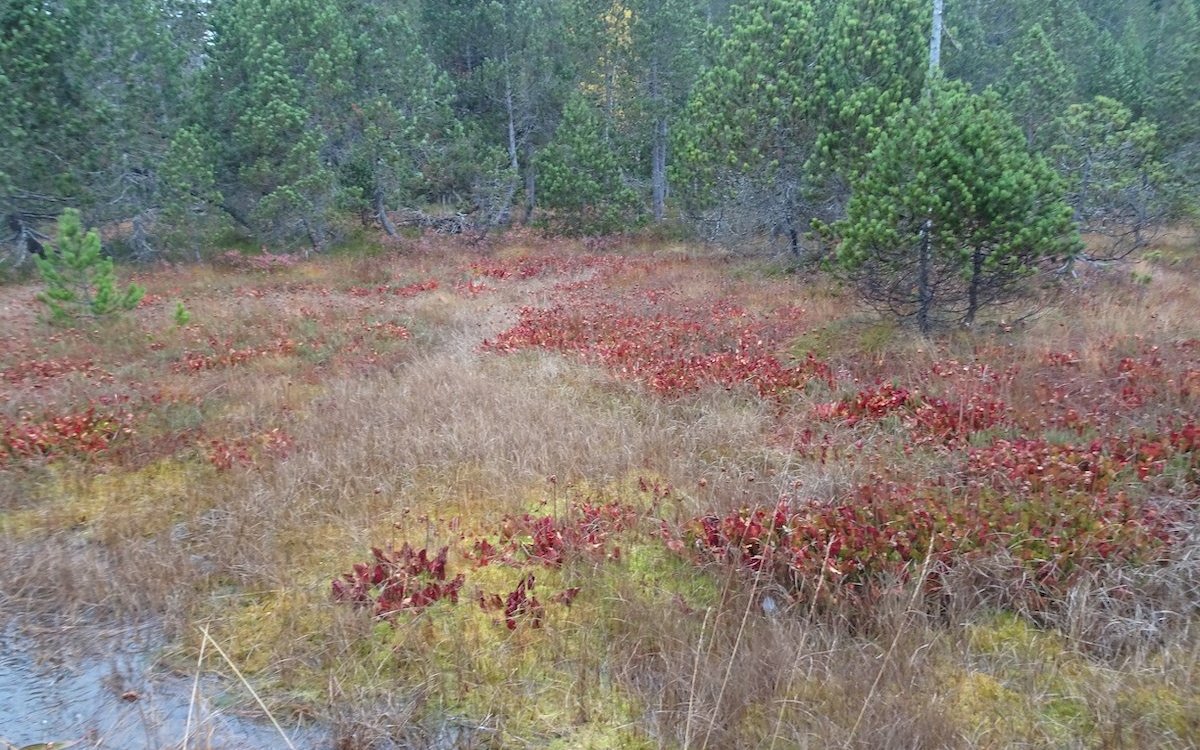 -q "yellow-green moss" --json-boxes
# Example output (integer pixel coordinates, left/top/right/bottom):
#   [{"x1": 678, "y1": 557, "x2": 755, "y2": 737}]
[{"x1": 1, "y1": 459, "x2": 208, "y2": 538}]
